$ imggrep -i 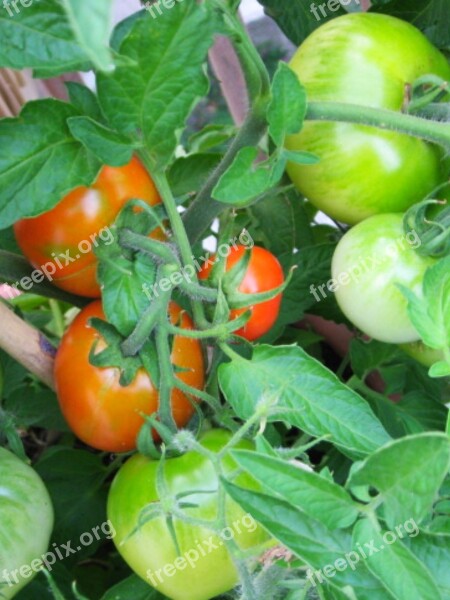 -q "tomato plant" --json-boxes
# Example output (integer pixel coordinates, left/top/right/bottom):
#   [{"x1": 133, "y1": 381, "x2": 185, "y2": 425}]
[
  {"x1": 0, "y1": 2, "x2": 450, "y2": 600},
  {"x1": 198, "y1": 245, "x2": 284, "y2": 340},
  {"x1": 286, "y1": 13, "x2": 450, "y2": 224},
  {"x1": 54, "y1": 301, "x2": 205, "y2": 453},
  {"x1": 0, "y1": 448, "x2": 53, "y2": 599},
  {"x1": 107, "y1": 429, "x2": 271, "y2": 600},
  {"x1": 14, "y1": 157, "x2": 161, "y2": 297},
  {"x1": 331, "y1": 213, "x2": 436, "y2": 343}
]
